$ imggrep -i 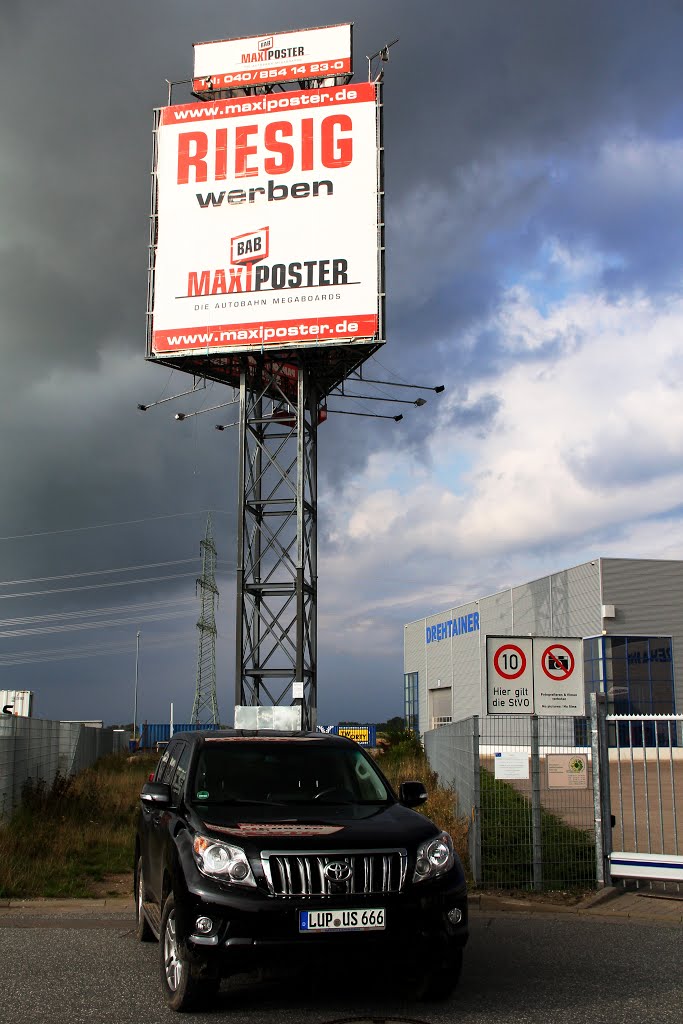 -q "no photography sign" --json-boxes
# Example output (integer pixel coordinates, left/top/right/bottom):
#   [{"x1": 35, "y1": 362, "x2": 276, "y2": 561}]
[
  {"x1": 533, "y1": 637, "x2": 584, "y2": 714},
  {"x1": 487, "y1": 636, "x2": 585, "y2": 715}
]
